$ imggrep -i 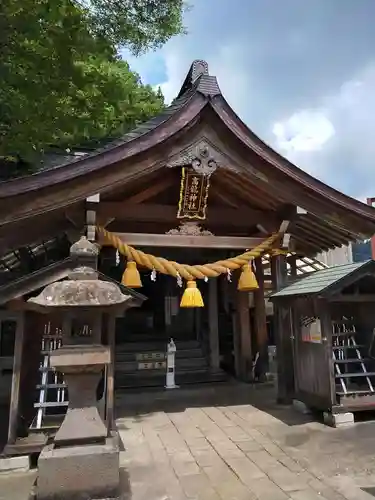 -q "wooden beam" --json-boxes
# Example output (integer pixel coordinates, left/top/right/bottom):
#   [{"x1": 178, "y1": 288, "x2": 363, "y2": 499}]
[
  {"x1": 100, "y1": 232, "x2": 265, "y2": 249},
  {"x1": 125, "y1": 177, "x2": 175, "y2": 204},
  {"x1": 98, "y1": 202, "x2": 278, "y2": 229},
  {"x1": 211, "y1": 187, "x2": 239, "y2": 208}
]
